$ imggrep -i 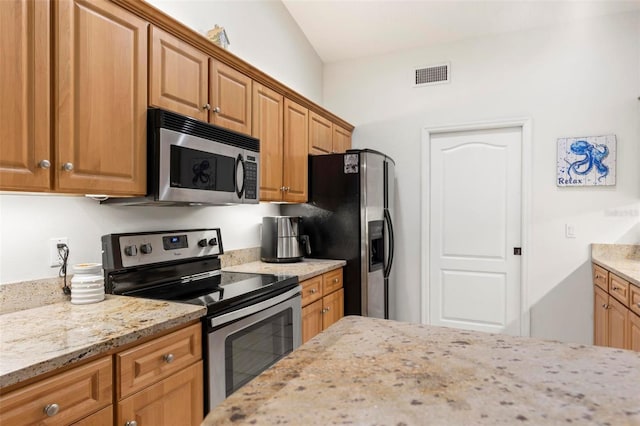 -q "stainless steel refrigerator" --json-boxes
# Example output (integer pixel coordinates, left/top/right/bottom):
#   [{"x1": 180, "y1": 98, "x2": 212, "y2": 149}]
[{"x1": 282, "y1": 149, "x2": 395, "y2": 319}]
